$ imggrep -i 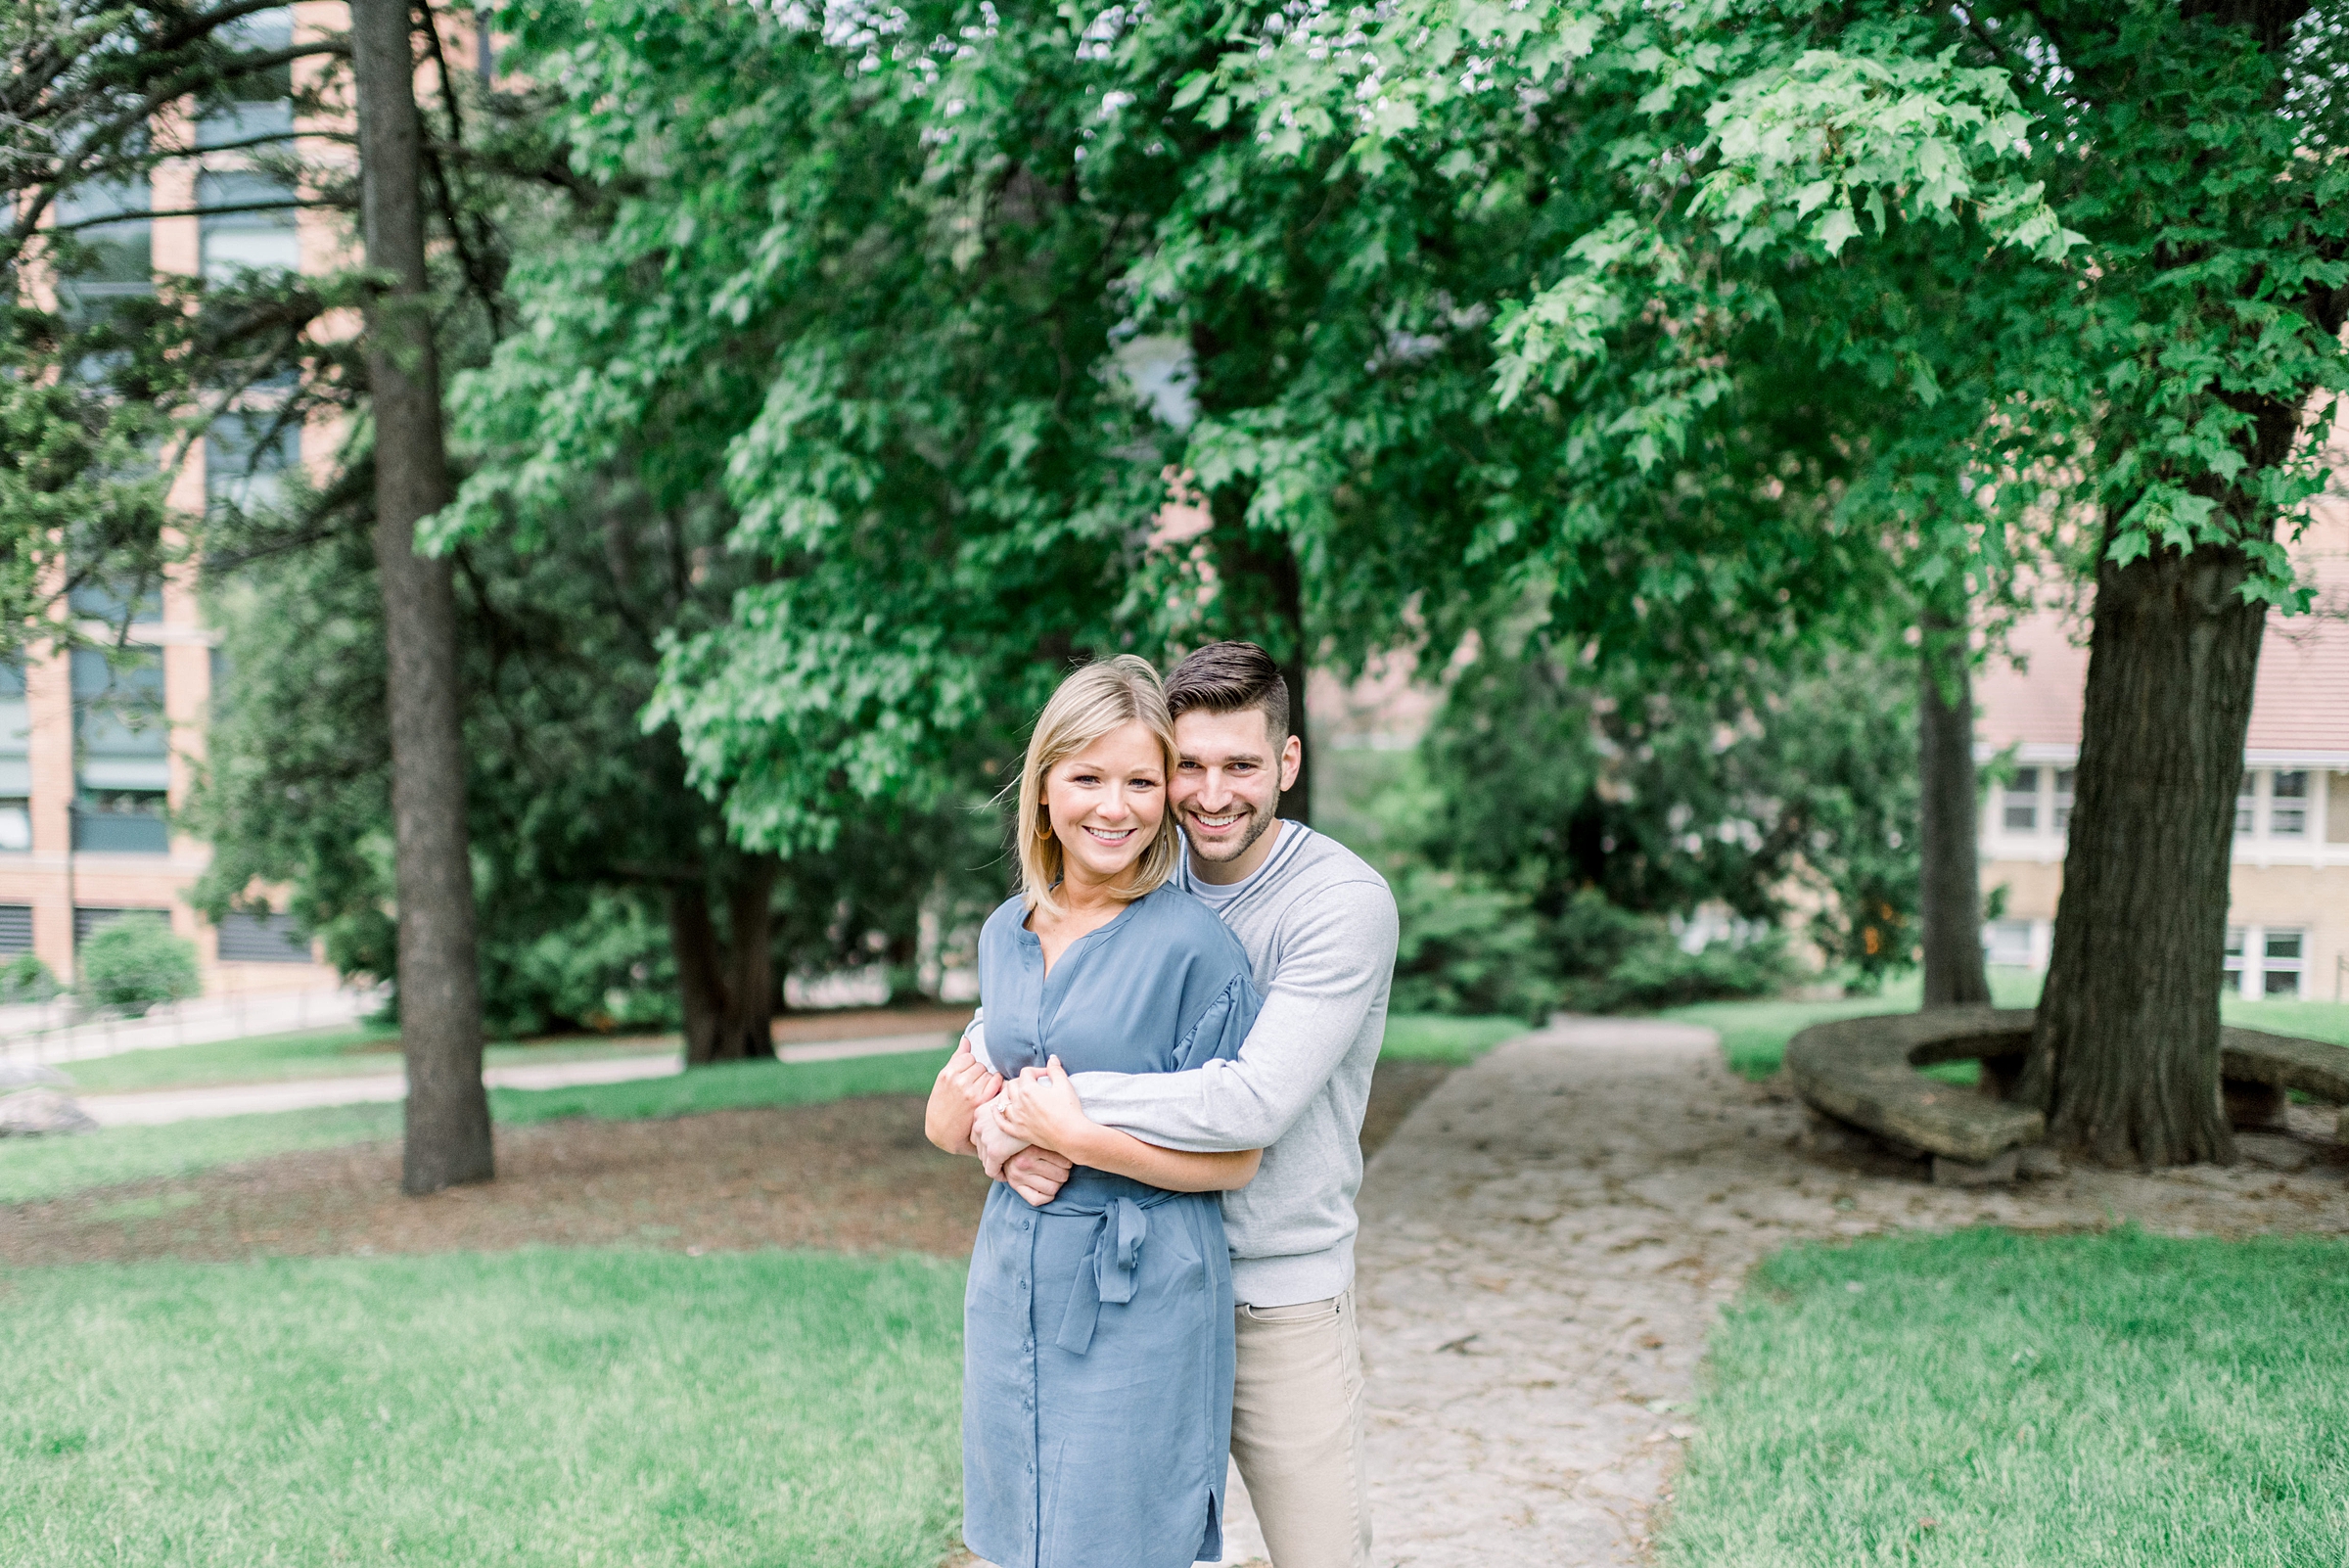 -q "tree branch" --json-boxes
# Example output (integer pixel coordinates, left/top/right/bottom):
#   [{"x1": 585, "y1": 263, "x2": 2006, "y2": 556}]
[{"x1": 44, "y1": 196, "x2": 346, "y2": 234}]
